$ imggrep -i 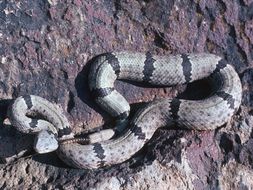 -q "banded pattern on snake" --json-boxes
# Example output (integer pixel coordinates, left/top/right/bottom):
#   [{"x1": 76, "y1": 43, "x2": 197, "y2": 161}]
[{"x1": 8, "y1": 52, "x2": 242, "y2": 169}]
